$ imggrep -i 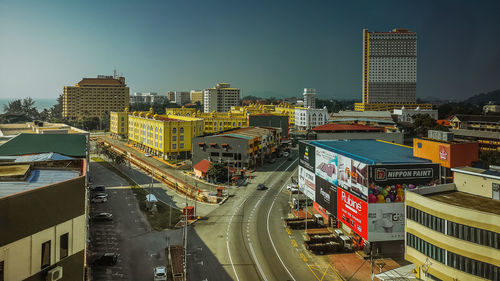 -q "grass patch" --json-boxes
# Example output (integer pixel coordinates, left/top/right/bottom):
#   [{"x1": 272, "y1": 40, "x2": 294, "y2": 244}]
[
  {"x1": 165, "y1": 158, "x2": 185, "y2": 164},
  {"x1": 92, "y1": 157, "x2": 182, "y2": 230}
]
